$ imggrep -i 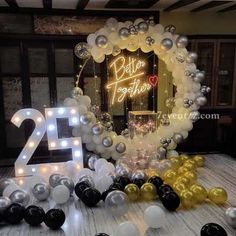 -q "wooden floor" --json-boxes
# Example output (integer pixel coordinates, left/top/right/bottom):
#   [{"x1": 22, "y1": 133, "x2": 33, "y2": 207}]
[{"x1": 0, "y1": 154, "x2": 236, "y2": 236}]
